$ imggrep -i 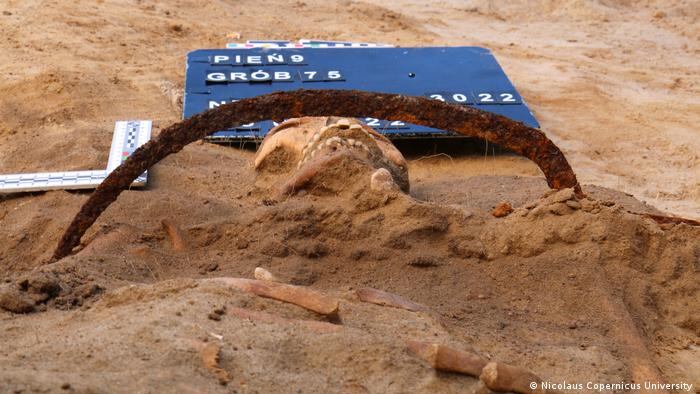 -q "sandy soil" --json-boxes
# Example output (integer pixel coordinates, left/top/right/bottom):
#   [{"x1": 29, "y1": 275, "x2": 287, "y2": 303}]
[{"x1": 0, "y1": 0, "x2": 699, "y2": 393}]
